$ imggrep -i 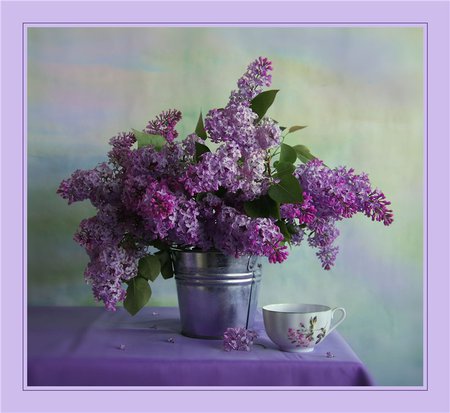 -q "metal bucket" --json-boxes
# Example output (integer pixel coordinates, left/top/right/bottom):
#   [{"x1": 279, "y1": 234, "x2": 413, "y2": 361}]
[{"x1": 171, "y1": 249, "x2": 262, "y2": 339}]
